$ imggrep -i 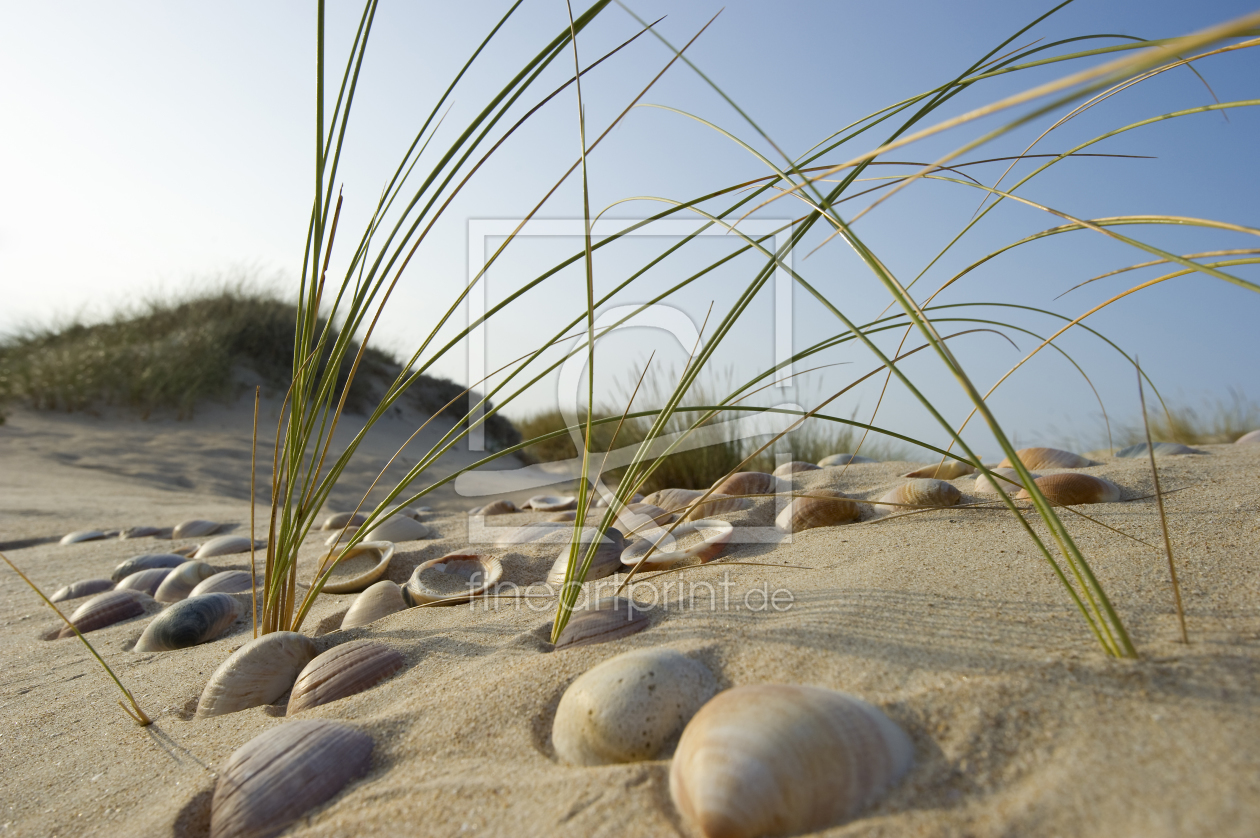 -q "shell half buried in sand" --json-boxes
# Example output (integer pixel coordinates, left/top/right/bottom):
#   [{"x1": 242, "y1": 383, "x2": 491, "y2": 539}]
[
  {"x1": 50, "y1": 578, "x2": 115, "y2": 603},
  {"x1": 772, "y1": 461, "x2": 822, "y2": 477},
  {"x1": 621, "y1": 519, "x2": 733, "y2": 571},
  {"x1": 287, "y1": 640, "x2": 405, "y2": 715},
  {"x1": 682, "y1": 493, "x2": 753, "y2": 522},
  {"x1": 775, "y1": 490, "x2": 862, "y2": 533},
  {"x1": 341, "y1": 581, "x2": 408, "y2": 629},
  {"x1": 1017, "y1": 473, "x2": 1123, "y2": 506},
  {"x1": 111, "y1": 553, "x2": 187, "y2": 583},
  {"x1": 972, "y1": 467, "x2": 1038, "y2": 496},
  {"x1": 553, "y1": 596, "x2": 650, "y2": 650},
  {"x1": 197, "y1": 631, "x2": 319, "y2": 718},
  {"x1": 194, "y1": 535, "x2": 264, "y2": 560},
  {"x1": 57, "y1": 590, "x2": 150, "y2": 638},
  {"x1": 998, "y1": 446, "x2": 1093, "y2": 470},
  {"x1": 546, "y1": 528, "x2": 627, "y2": 586},
  {"x1": 60, "y1": 530, "x2": 106, "y2": 545},
  {"x1": 316, "y1": 541, "x2": 394, "y2": 595},
  {"x1": 875, "y1": 478, "x2": 961, "y2": 513},
  {"x1": 133, "y1": 592, "x2": 243, "y2": 652},
  {"x1": 711, "y1": 471, "x2": 783, "y2": 499},
  {"x1": 403, "y1": 553, "x2": 503, "y2": 605},
  {"x1": 903, "y1": 460, "x2": 976, "y2": 480},
  {"x1": 172, "y1": 519, "x2": 221, "y2": 539},
  {"x1": 524, "y1": 495, "x2": 577, "y2": 512},
  {"x1": 818, "y1": 453, "x2": 877, "y2": 467}
]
